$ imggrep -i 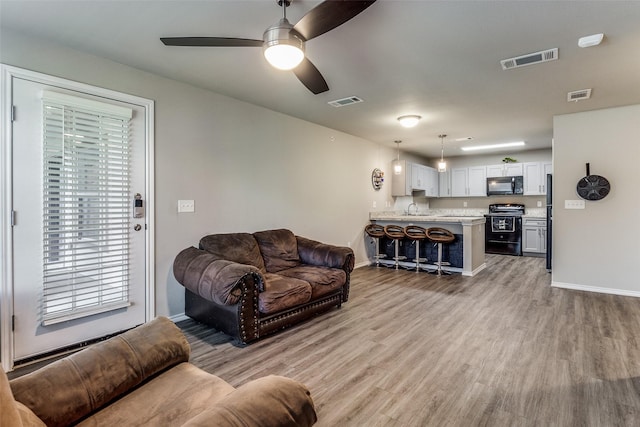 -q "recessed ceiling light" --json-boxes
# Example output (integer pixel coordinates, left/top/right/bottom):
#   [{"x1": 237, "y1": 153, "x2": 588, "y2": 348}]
[
  {"x1": 460, "y1": 141, "x2": 525, "y2": 152},
  {"x1": 578, "y1": 33, "x2": 604, "y2": 48},
  {"x1": 397, "y1": 115, "x2": 421, "y2": 128}
]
